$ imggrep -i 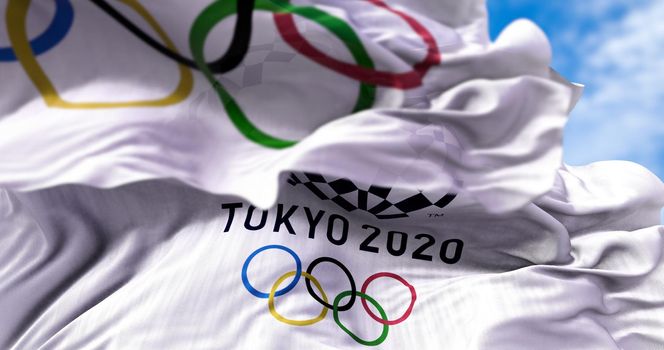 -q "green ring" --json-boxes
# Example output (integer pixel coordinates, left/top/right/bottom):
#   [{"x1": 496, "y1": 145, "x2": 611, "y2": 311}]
[
  {"x1": 333, "y1": 290, "x2": 389, "y2": 346},
  {"x1": 189, "y1": 0, "x2": 376, "y2": 149}
]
